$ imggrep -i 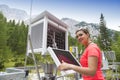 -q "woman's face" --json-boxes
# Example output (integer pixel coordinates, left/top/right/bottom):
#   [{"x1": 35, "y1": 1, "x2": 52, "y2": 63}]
[{"x1": 76, "y1": 30, "x2": 89, "y2": 45}]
